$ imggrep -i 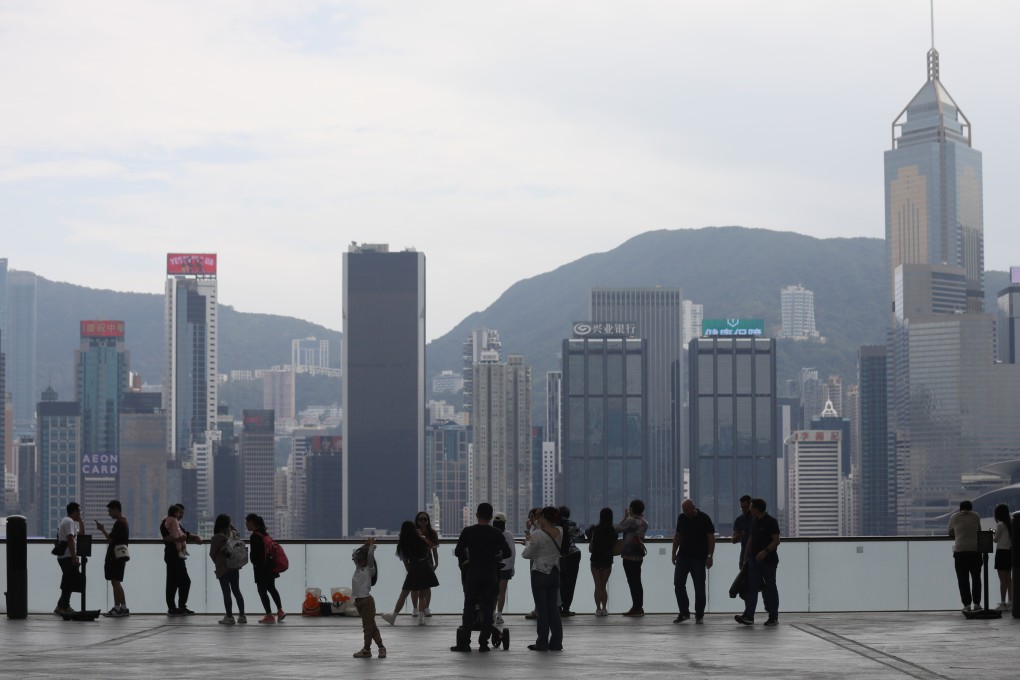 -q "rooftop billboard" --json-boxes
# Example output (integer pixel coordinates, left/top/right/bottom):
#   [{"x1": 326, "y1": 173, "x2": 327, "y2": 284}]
[
  {"x1": 80, "y1": 320, "x2": 125, "y2": 338},
  {"x1": 702, "y1": 318, "x2": 765, "y2": 337},
  {"x1": 167, "y1": 253, "x2": 217, "y2": 275}
]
